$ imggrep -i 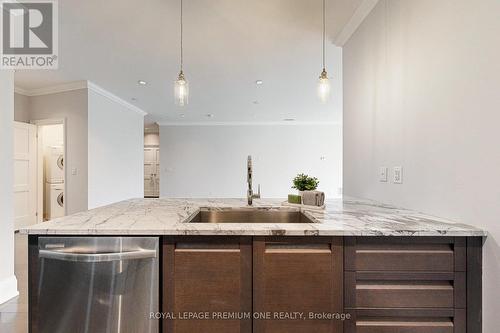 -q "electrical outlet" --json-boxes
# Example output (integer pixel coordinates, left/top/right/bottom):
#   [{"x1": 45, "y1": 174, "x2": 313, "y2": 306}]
[
  {"x1": 393, "y1": 166, "x2": 403, "y2": 184},
  {"x1": 379, "y1": 167, "x2": 388, "y2": 182}
]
